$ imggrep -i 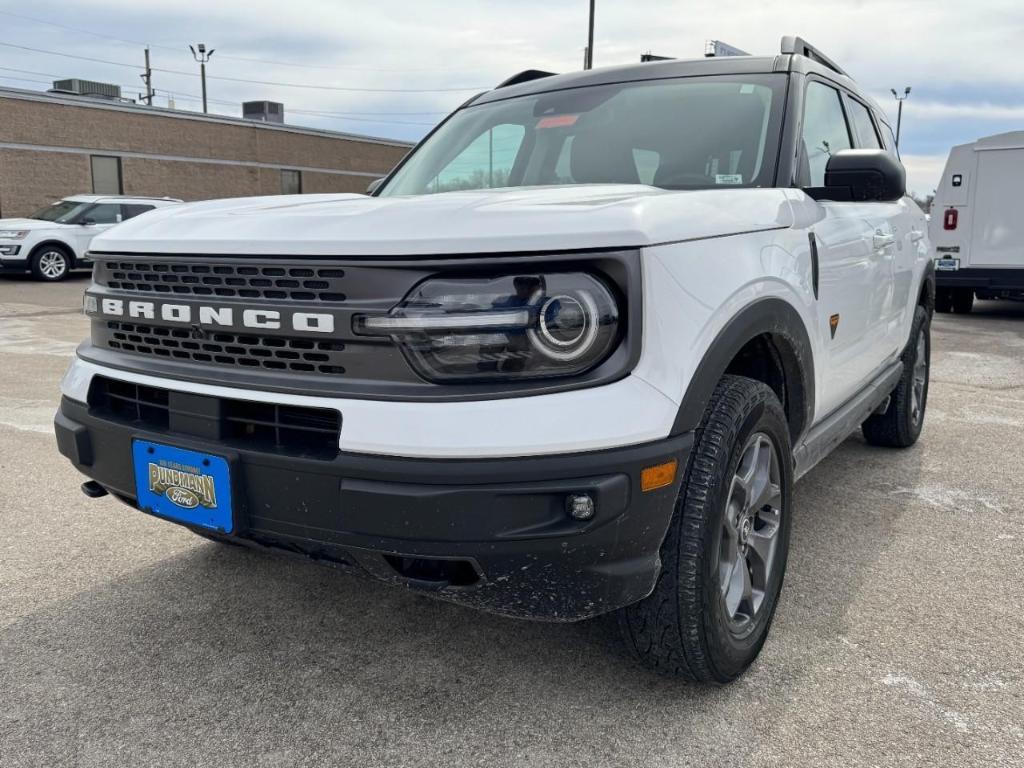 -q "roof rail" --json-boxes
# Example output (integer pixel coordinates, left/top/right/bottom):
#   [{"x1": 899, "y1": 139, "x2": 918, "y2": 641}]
[
  {"x1": 495, "y1": 70, "x2": 558, "y2": 89},
  {"x1": 780, "y1": 36, "x2": 848, "y2": 77}
]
